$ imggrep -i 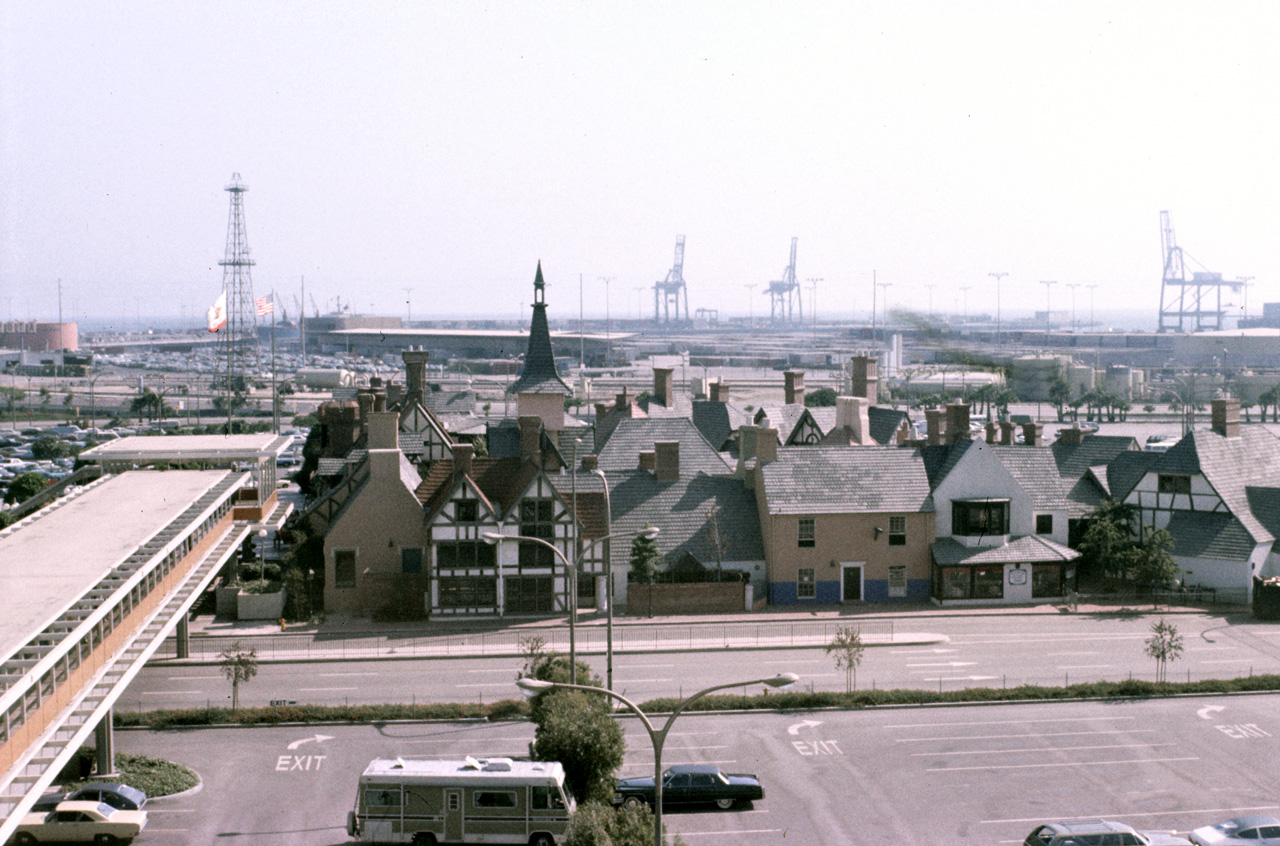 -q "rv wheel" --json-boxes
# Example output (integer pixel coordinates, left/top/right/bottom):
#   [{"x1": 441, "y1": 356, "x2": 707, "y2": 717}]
[
  {"x1": 529, "y1": 834, "x2": 556, "y2": 846},
  {"x1": 412, "y1": 834, "x2": 437, "y2": 846}
]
